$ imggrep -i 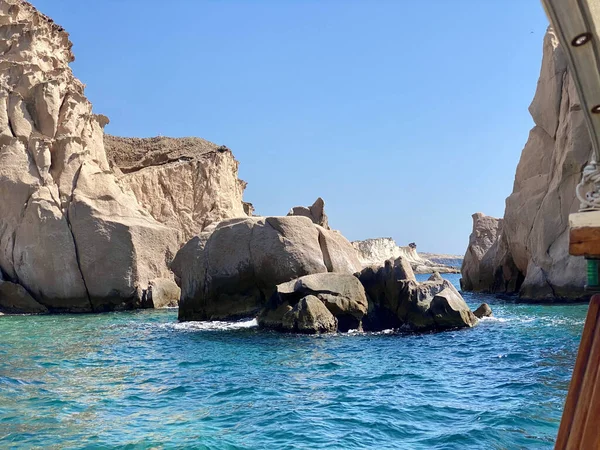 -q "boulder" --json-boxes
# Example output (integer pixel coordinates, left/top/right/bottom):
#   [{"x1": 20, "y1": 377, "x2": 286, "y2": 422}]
[
  {"x1": 473, "y1": 303, "x2": 493, "y2": 319},
  {"x1": 429, "y1": 287, "x2": 478, "y2": 330},
  {"x1": 281, "y1": 296, "x2": 337, "y2": 334},
  {"x1": 288, "y1": 197, "x2": 329, "y2": 229},
  {"x1": 317, "y1": 227, "x2": 363, "y2": 273},
  {"x1": 147, "y1": 278, "x2": 181, "y2": 308},
  {"x1": 174, "y1": 216, "x2": 362, "y2": 321},
  {"x1": 0, "y1": 280, "x2": 48, "y2": 314},
  {"x1": 259, "y1": 273, "x2": 368, "y2": 332},
  {"x1": 359, "y1": 258, "x2": 478, "y2": 331}
]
